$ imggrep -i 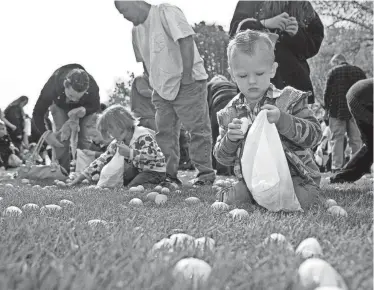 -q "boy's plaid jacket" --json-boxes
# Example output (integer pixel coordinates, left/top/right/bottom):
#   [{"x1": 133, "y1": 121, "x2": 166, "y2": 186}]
[{"x1": 213, "y1": 85, "x2": 322, "y2": 185}]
